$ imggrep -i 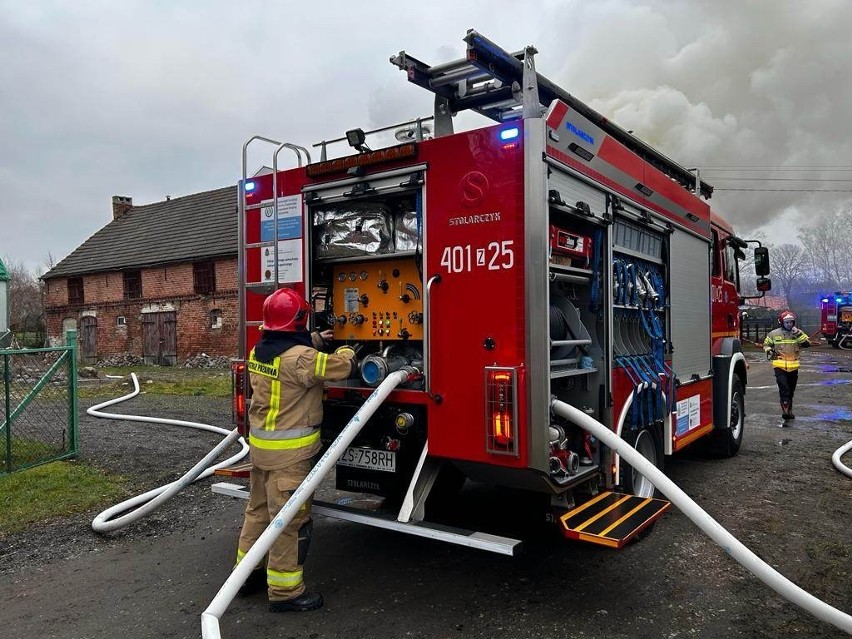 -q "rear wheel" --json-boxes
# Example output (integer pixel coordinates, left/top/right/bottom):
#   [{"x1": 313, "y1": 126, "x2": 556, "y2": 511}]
[{"x1": 620, "y1": 424, "x2": 663, "y2": 498}]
